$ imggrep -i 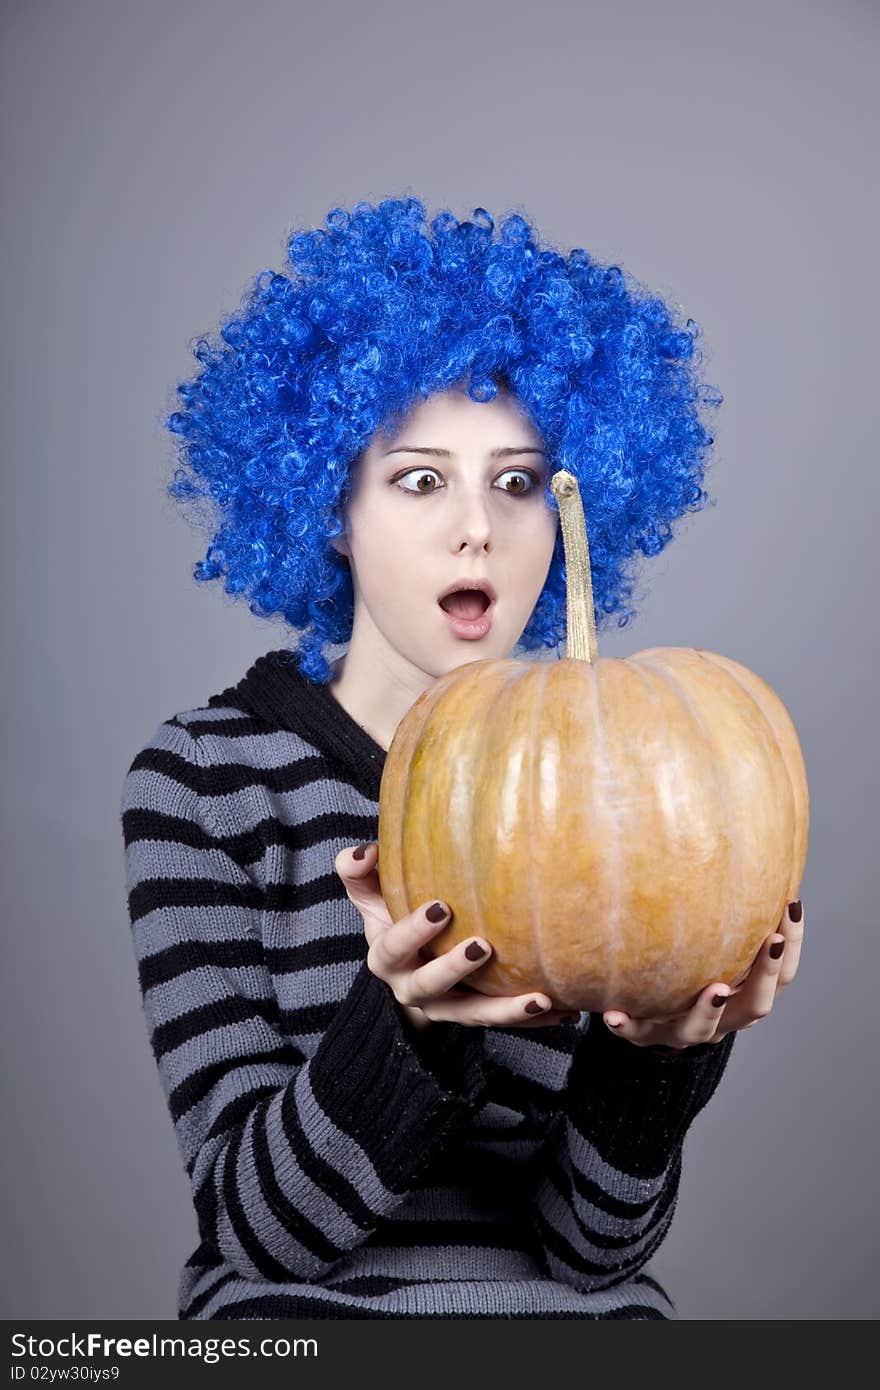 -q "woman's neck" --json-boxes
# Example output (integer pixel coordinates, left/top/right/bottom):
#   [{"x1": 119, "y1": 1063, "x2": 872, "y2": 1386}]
[{"x1": 326, "y1": 648, "x2": 434, "y2": 753}]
